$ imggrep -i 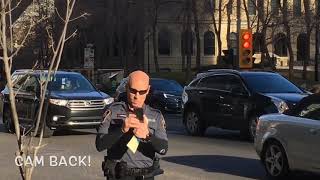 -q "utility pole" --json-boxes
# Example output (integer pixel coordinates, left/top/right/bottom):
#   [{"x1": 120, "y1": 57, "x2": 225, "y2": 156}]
[{"x1": 236, "y1": 0, "x2": 241, "y2": 69}]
